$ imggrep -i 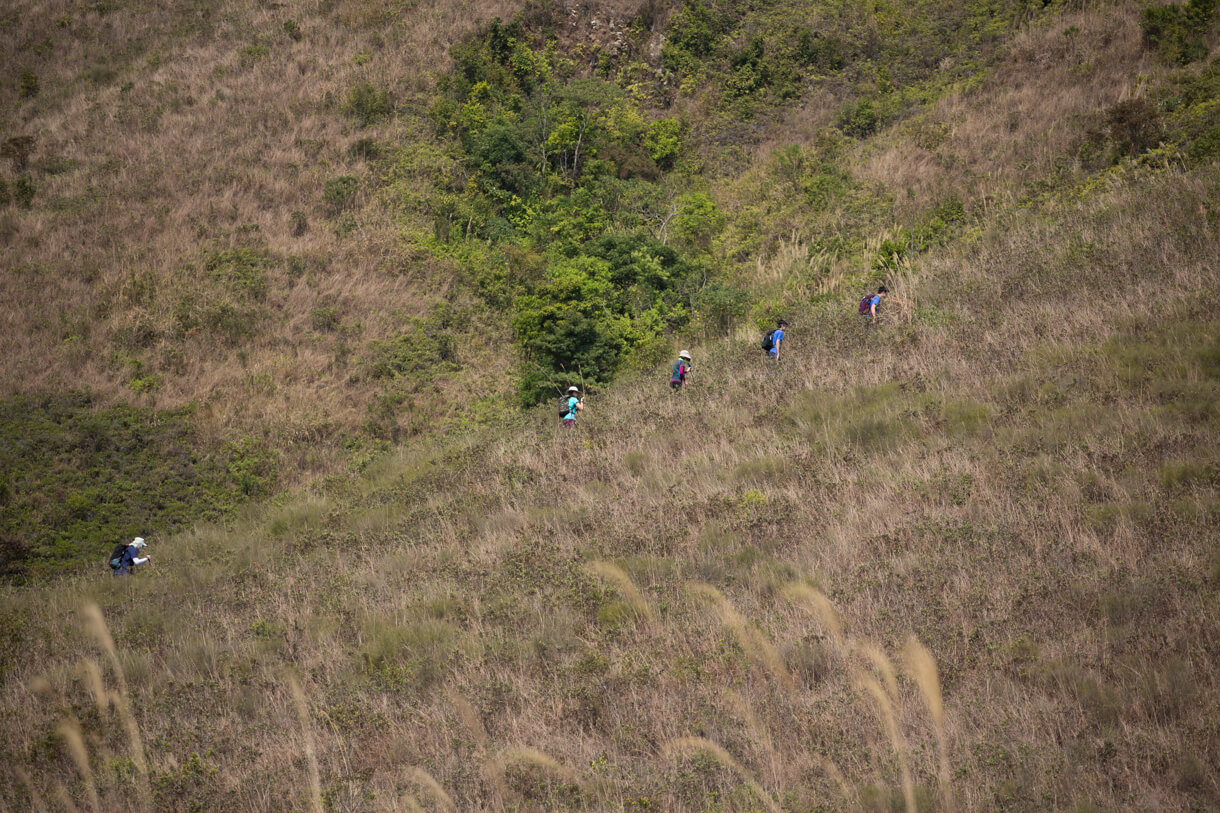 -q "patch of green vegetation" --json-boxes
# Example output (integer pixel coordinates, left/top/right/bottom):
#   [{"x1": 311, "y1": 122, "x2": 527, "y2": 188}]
[
  {"x1": 1141, "y1": 0, "x2": 1218, "y2": 65},
  {"x1": 789, "y1": 382, "x2": 929, "y2": 453},
  {"x1": 1158, "y1": 57, "x2": 1220, "y2": 164},
  {"x1": 359, "y1": 616, "x2": 461, "y2": 695},
  {"x1": 322, "y1": 175, "x2": 360, "y2": 214},
  {"x1": 0, "y1": 394, "x2": 277, "y2": 582},
  {"x1": 203, "y1": 246, "x2": 272, "y2": 300},
  {"x1": 343, "y1": 82, "x2": 392, "y2": 126},
  {"x1": 512, "y1": 231, "x2": 702, "y2": 403}
]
